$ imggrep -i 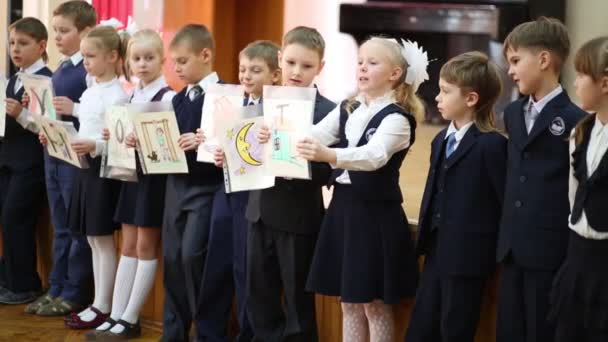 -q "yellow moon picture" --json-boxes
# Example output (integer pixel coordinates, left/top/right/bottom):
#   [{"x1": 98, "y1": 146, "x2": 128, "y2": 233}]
[{"x1": 236, "y1": 122, "x2": 262, "y2": 166}]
